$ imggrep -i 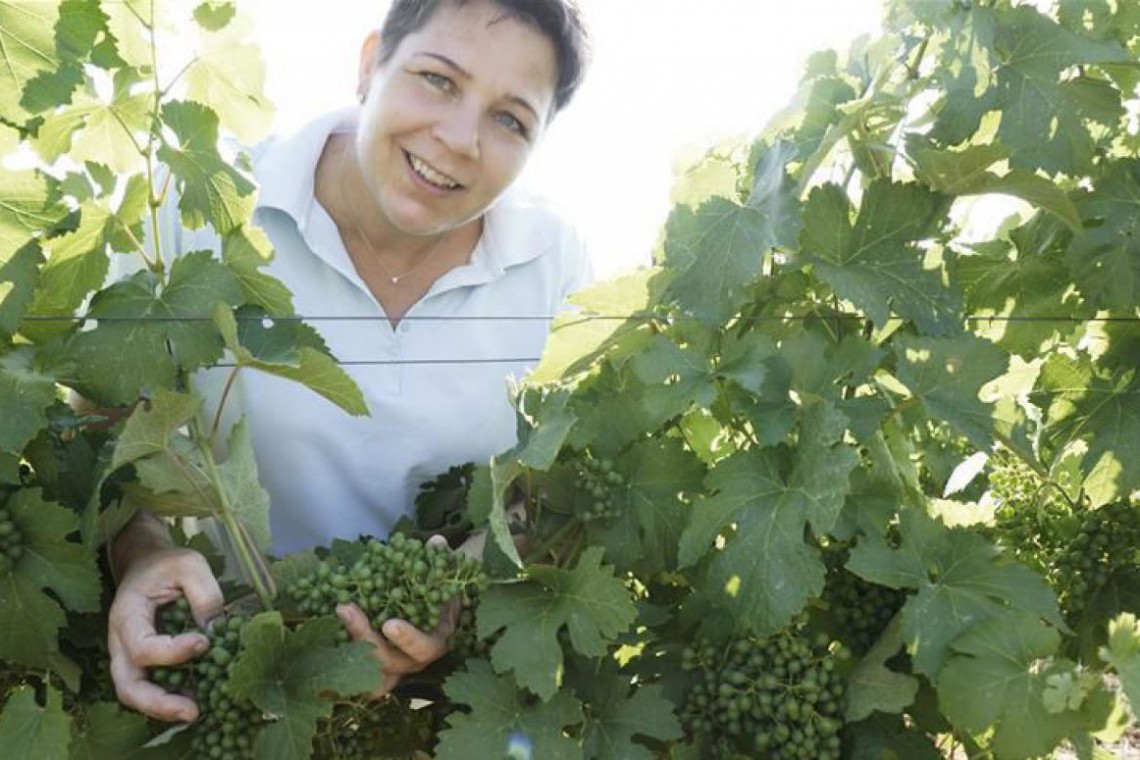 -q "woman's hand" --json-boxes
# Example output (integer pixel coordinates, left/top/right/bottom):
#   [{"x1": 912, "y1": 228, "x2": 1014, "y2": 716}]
[
  {"x1": 107, "y1": 544, "x2": 223, "y2": 722},
  {"x1": 336, "y1": 534, "x2": 460, "y2": 697}
]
